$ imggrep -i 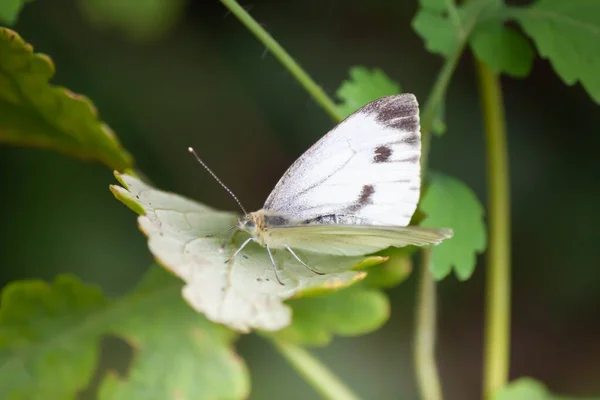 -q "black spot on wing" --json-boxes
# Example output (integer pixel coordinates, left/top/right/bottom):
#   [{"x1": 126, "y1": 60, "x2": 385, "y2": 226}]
[
  {"x1": 374, "y1": 145, "x2": 393, "y2": 163},
  {"x1": 344, "y1": 184, "x2": 375, "y2": 213}
]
